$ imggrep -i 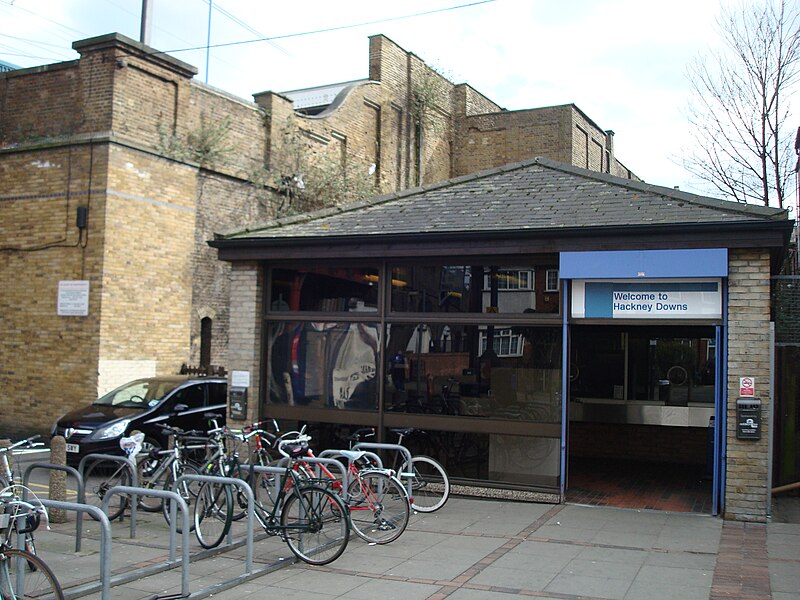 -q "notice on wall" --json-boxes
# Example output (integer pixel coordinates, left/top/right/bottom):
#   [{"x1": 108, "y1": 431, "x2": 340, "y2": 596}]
[
  {"x1": 571, "y1": 279, "x2": 722, "y2": 319},
  {"x1": 739, "y1": 377, "x2": 755, "y2": 396},
  {"x1": 231, "y1": 370, "x2": 250, "y2": 388},
  {"x1": 57, "y1": 280, "x2": 90, "y2": 316}
]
